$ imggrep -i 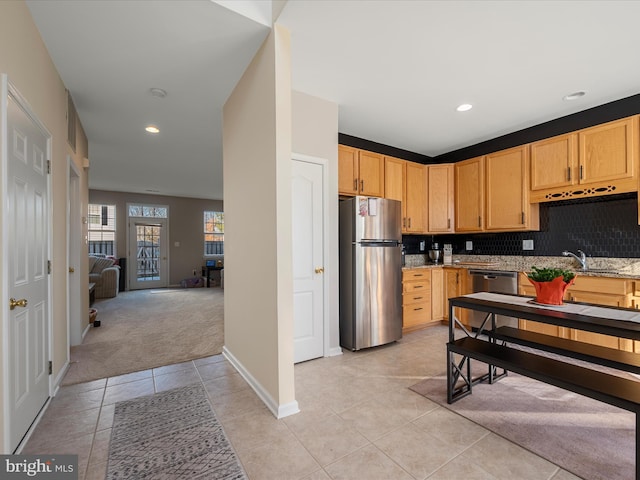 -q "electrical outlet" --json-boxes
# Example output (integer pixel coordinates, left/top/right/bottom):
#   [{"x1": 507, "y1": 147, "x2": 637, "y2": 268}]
[
  {"x1": 465, "y1": 241, "x2": 473, "y2": 251},
  {"x1": 523, "y1": 239, "x2": 534, "y2": 251}
]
